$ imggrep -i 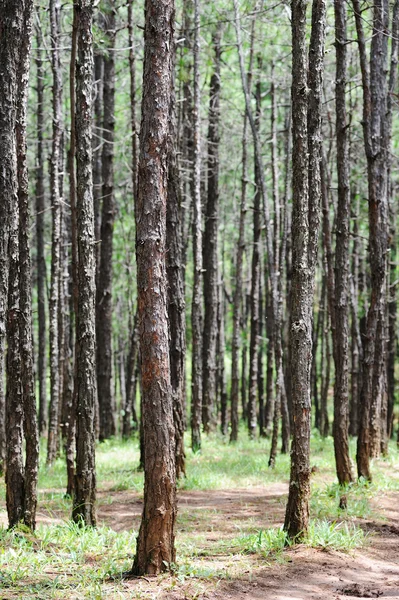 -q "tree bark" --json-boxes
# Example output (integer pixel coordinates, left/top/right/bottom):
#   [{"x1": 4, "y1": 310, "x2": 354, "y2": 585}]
[
  {"x1": 96, "y1": 1, "x2": 117, "y2": 441},
  {"x1": 72, "y1": 0, "x2": 97, "y2": 527},
  {"x1": 284, "y1": 0, "x2": 325, "y2": 539},
  {"x1": 131, "y1": 0, "x2": 176, "y2": 575},
  {"x1": 35, "y1": 28, "x2": 47, "y2": 439},
  {"x1": 191, "y1": 0, "x2": 203, "y2": 453},
  {"x1": 353, "y1": 0, "x2": 390, "y2": 480},
  {"x1": 332, "y1": 0, "x2": 353, "y2": 485},
  {"x1": 47, "y1": 0, "x2": 63, "y2": 465},
  {"x1": 167, "y1": 32, "x2": 186, "y2": 478},
  {"x1": 202, "y1": 24, "x2": 222, "y2": 434},
  {"x1": 16, "y1": 0, "x2": 39, "y2": 527},
  {"x1": 229, "y1": 14, "x2": 256, "y2": 443}
]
